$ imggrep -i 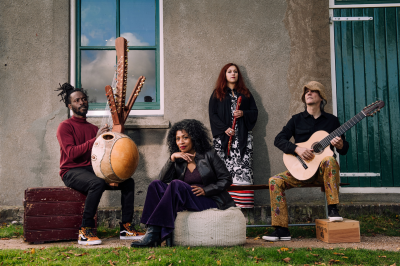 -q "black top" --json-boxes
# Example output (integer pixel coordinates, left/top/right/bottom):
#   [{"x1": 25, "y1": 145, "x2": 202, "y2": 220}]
[
  {"x1": 159, "y1": 149, "x2": 235, "y2": 210},
  {"x1": 208, "y1": 88, "x2": 258, "y2": 157},
  {"x1": 183, "y1": 167, "x2": 204, "y2": 187},
  {"x1": 274, "y1": 110, "x2": 349, "y2": 156}
]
